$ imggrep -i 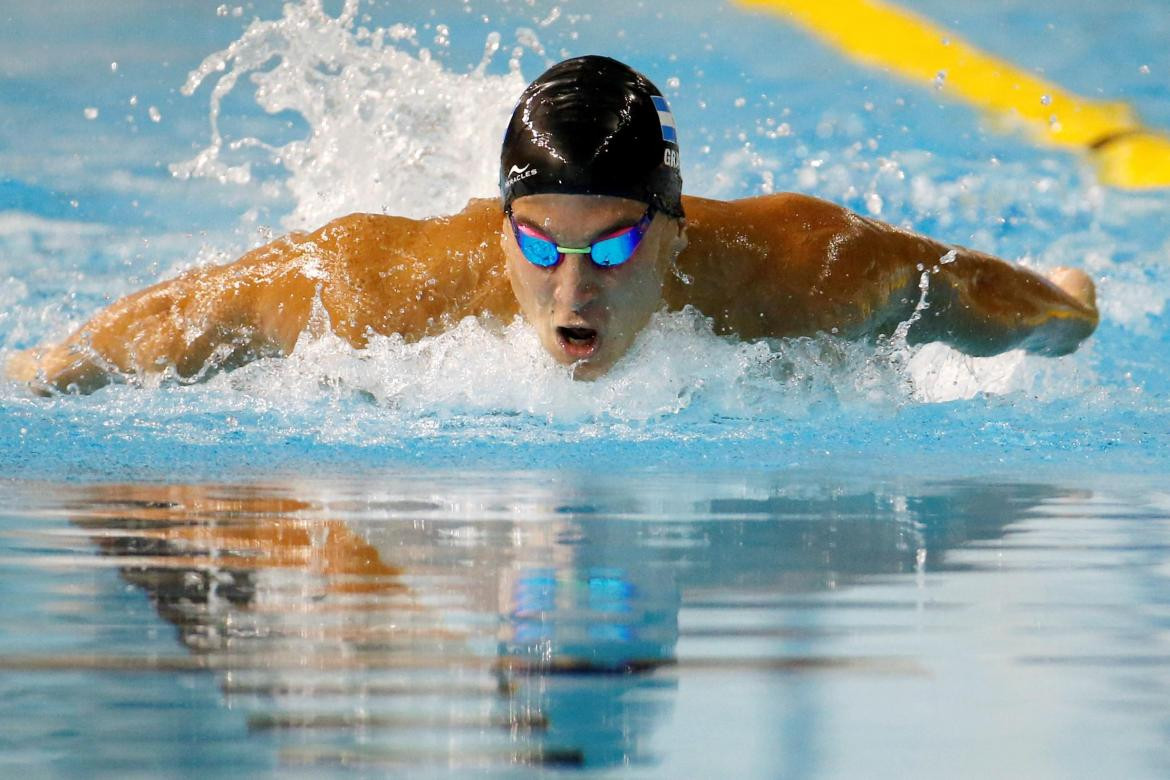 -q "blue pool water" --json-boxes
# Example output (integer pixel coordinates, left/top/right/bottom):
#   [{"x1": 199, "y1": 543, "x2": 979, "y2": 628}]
[{"x1": 1, "y1": 0, "x2": 1169, "y2": 776}]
